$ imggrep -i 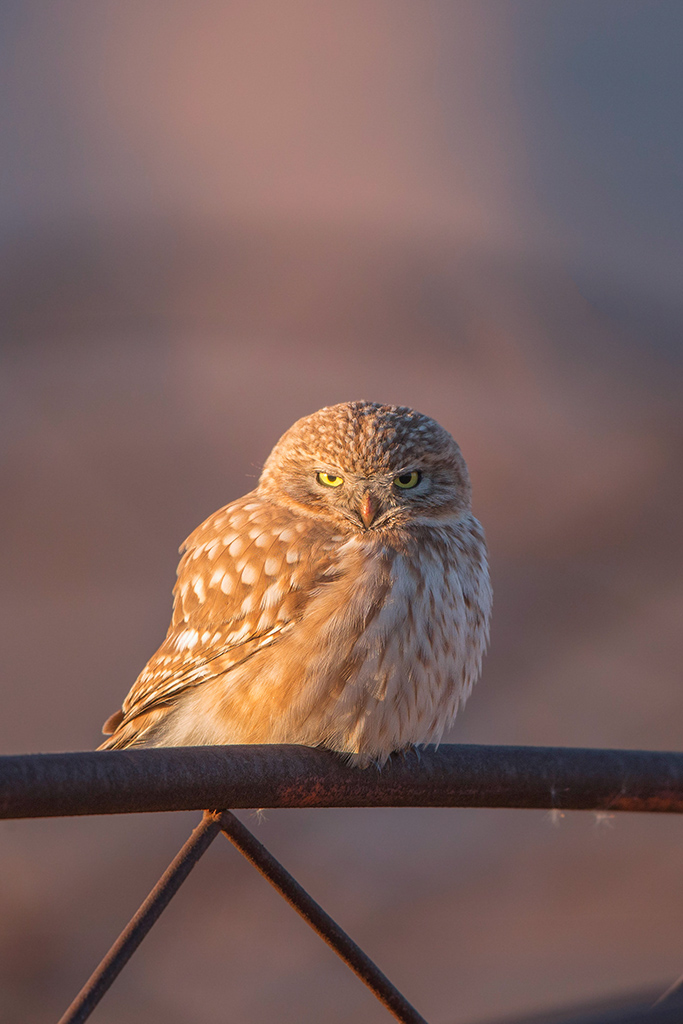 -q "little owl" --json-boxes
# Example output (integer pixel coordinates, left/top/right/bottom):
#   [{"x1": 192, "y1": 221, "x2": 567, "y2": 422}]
[{"x1": 100, "y1": 402, "x2": 491, "y2": 765}]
